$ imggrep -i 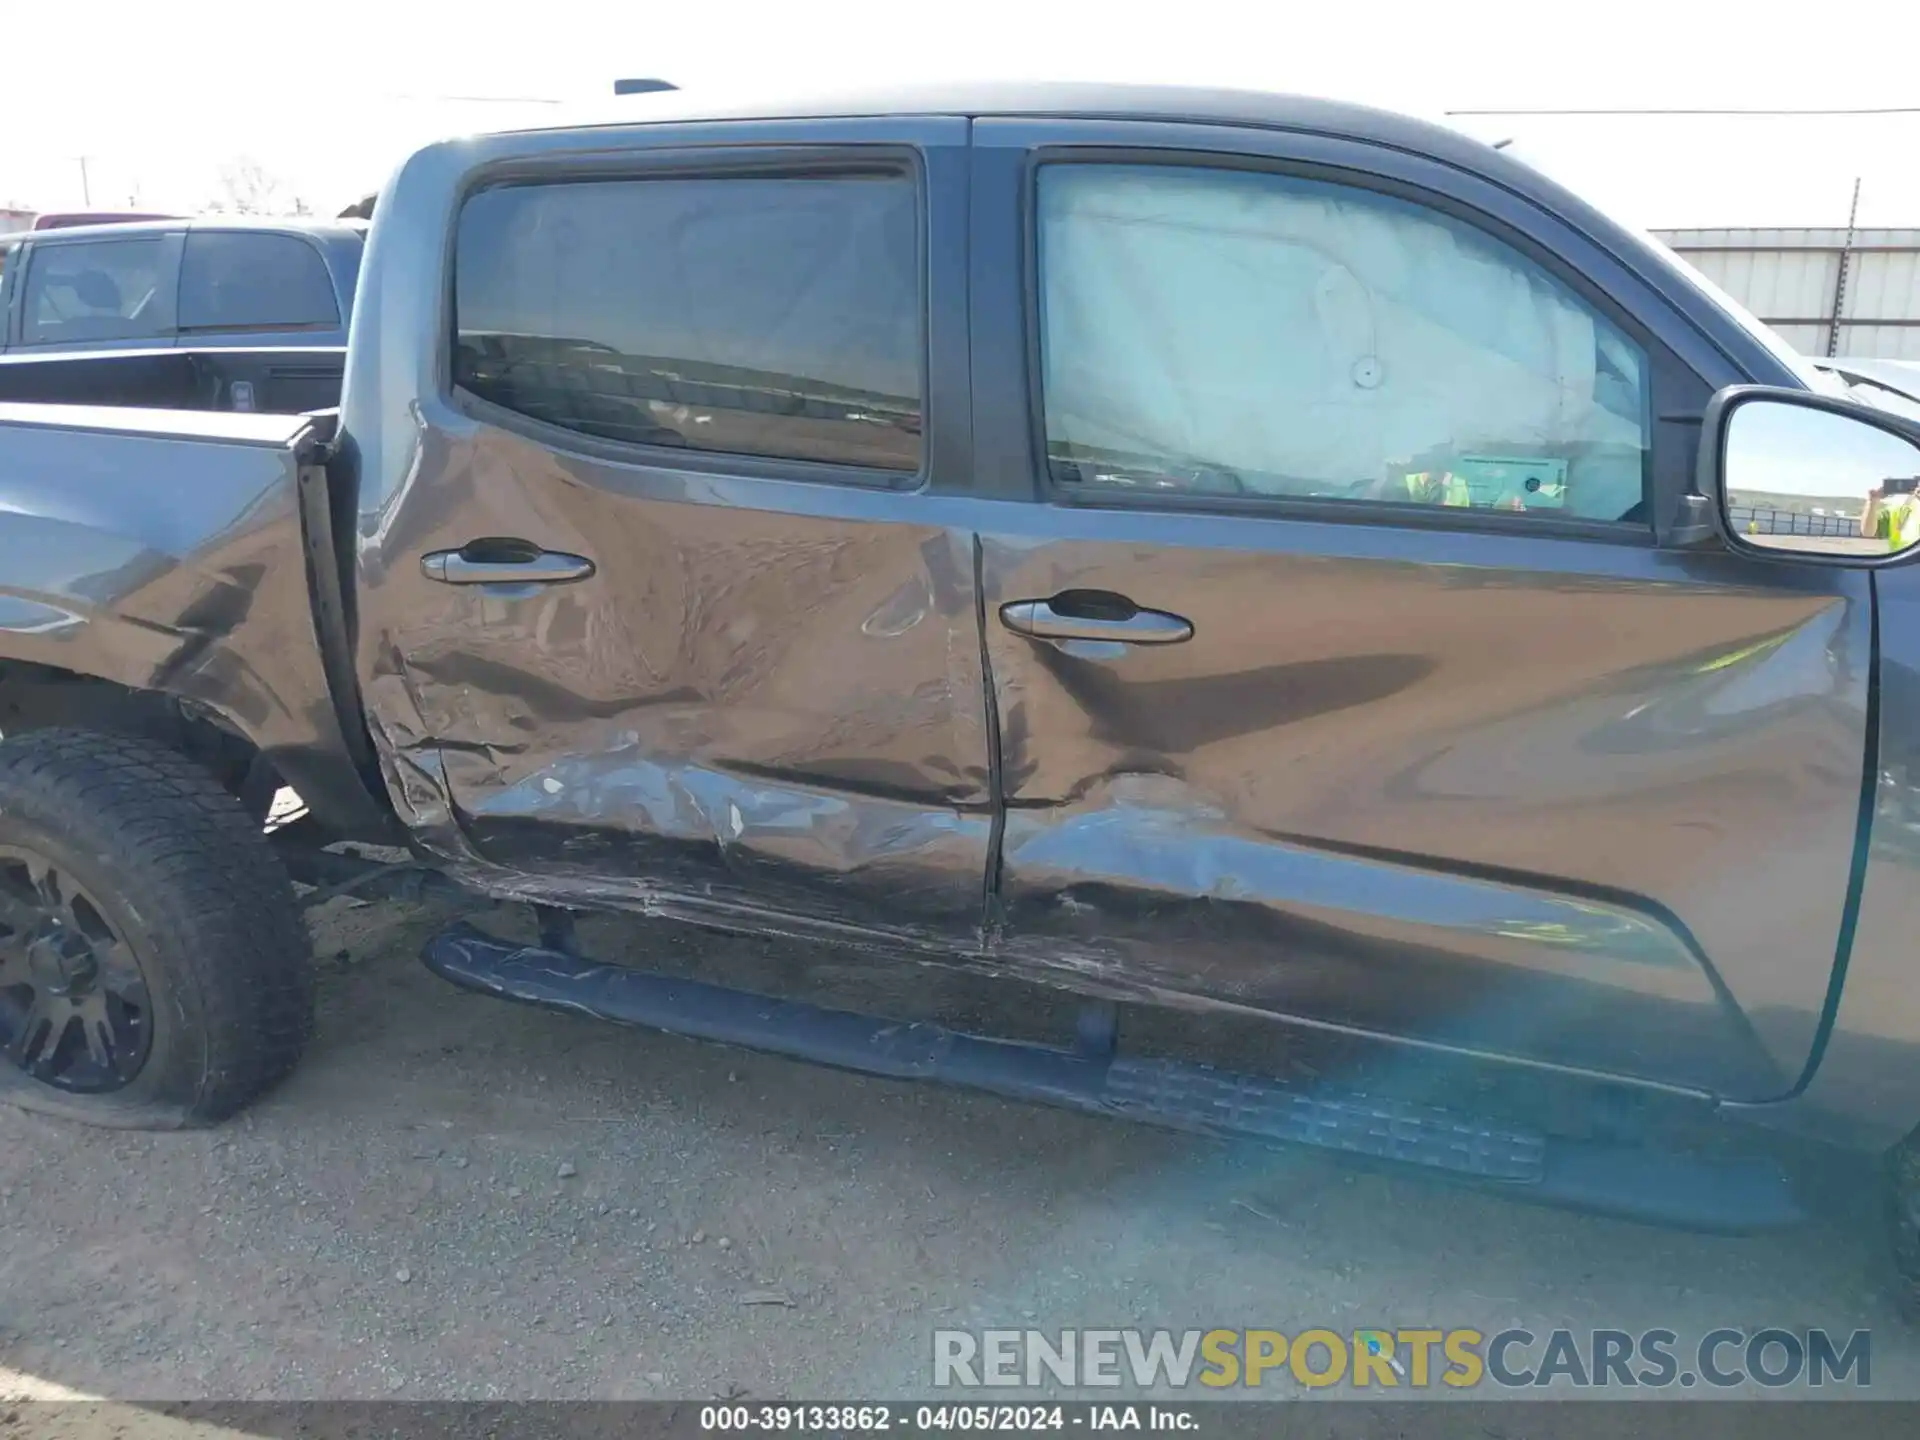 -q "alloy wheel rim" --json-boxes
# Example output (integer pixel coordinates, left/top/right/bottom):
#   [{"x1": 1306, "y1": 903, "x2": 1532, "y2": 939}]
[{"x1": 0, "y1": 846, "x2": 151, "y2": 1092}]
